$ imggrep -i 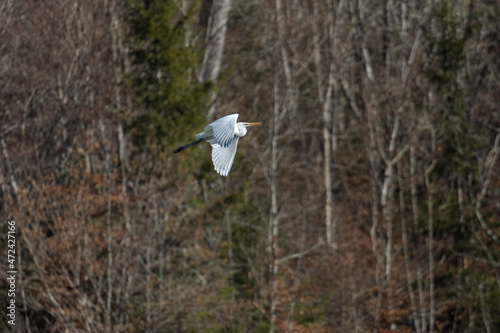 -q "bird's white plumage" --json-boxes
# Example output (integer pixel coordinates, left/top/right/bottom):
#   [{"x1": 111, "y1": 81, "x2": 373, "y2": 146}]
[
  {"x1": 197, "y1": 114, "x2": 239, "y2": 148},
  {"x1": 177, "y1": 113, "x2": 260, "y2": 176},
  {"x1": 202, "y1": 114, "x2": 240, "y2": 176},
  {"x1": 211, "y1": 137, "x2": 240, "y2": 176}
]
